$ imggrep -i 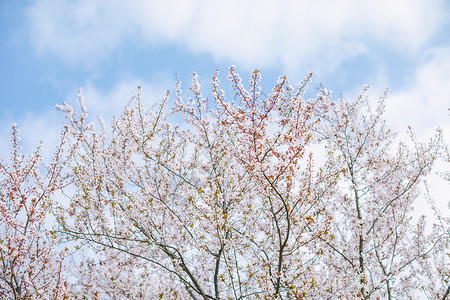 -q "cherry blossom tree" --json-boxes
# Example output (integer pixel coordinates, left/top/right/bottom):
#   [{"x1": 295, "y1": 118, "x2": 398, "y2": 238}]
[
  {"x1": 313, "y1": 87, "x2": 447, "y2": 299},
  {"x1": 55, "y1": 68, "x2": 448, "y2": 299},
  {"x1": 425, "y1": 146, "x2": 450, "y2": 300},
  {"x1": 56, "y1": 68, "x2": 339, "y2": 299},
  {"x1": 422, "y1": 200, "x2": 450, "y2": 300},
  {"x1": 0, "y1": 124, "x2": 70, "y2": 299}
]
